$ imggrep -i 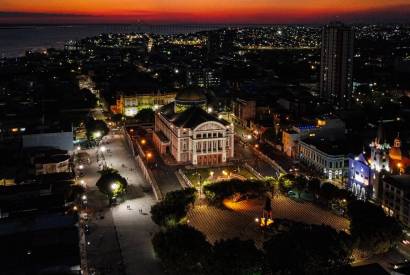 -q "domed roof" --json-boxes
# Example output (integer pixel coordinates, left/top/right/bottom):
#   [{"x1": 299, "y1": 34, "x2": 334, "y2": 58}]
[{"x1": 175, "y1": 88, "x2": 207, "y2": 103}]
